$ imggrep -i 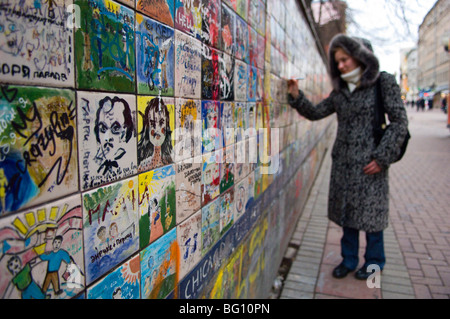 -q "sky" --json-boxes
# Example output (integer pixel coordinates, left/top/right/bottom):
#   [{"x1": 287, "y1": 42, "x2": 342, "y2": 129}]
[{"x1": 344, "y1": 0, "x2": 438, "y2": 77}]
